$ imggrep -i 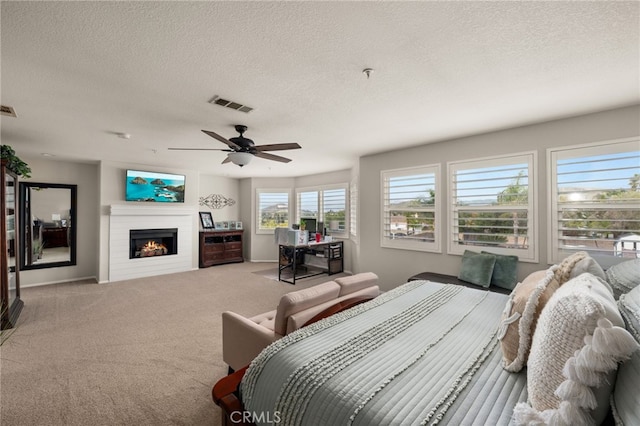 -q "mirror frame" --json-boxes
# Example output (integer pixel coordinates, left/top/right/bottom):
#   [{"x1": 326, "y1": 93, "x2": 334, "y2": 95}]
[{"x1": 19, "y1": 182, "x2": 77, "y2": 270}]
